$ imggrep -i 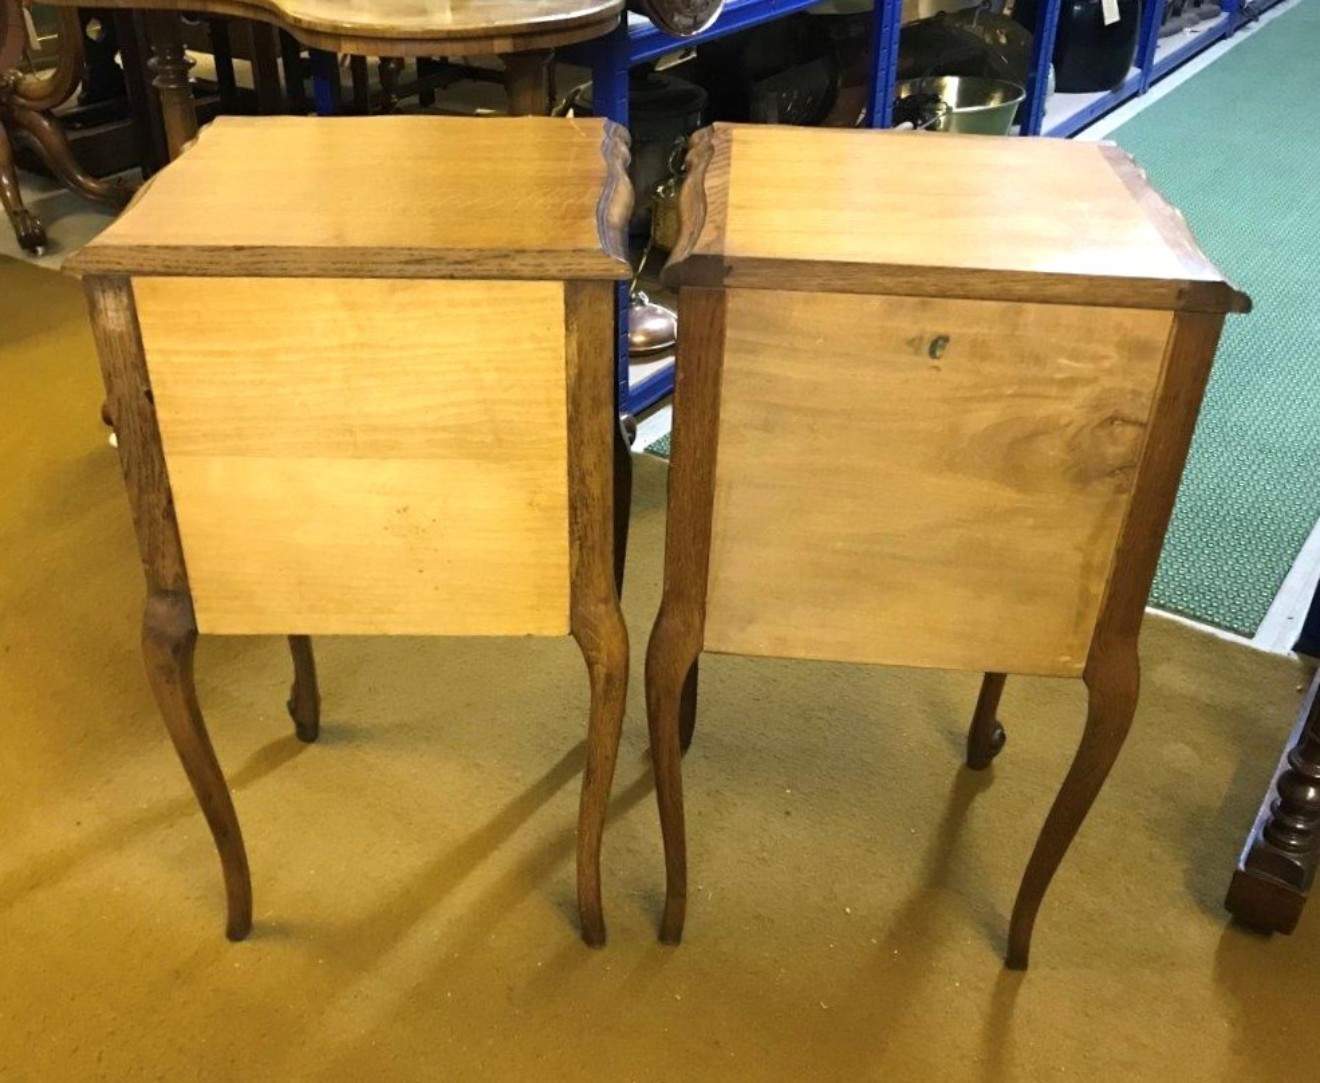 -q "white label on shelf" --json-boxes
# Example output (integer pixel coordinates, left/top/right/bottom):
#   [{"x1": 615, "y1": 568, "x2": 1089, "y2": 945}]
[{"x1": 1102, "y1": 0, "x2": 1121, "y2": 25}]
